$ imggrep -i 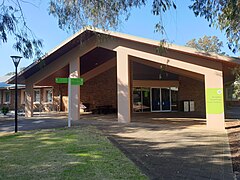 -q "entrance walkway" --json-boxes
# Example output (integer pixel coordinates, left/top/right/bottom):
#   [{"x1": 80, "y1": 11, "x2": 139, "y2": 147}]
[
  {"x1": 78, "y1": 116, "x2": 233, "y2": 179},
  {"x1": 0, "y1": 113, "x2": 234, "y2": 179}
]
